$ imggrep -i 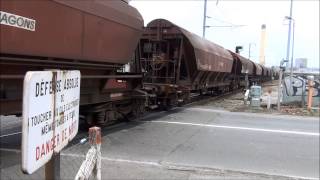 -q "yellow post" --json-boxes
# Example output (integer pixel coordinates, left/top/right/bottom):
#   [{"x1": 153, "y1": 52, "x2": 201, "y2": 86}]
[{"x1": 307, "y1": 76, "x2": 314, "y2": 111}]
